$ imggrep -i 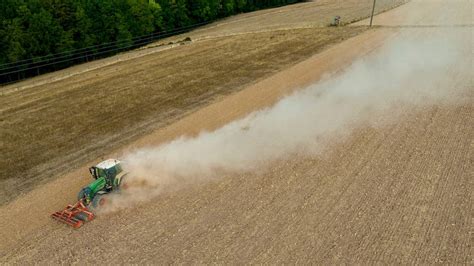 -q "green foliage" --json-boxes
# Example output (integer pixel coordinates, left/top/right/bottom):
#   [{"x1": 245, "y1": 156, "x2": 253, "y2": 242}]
[{"x1": 0, "y1": 0, "x2": 301, "y2": 82}]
